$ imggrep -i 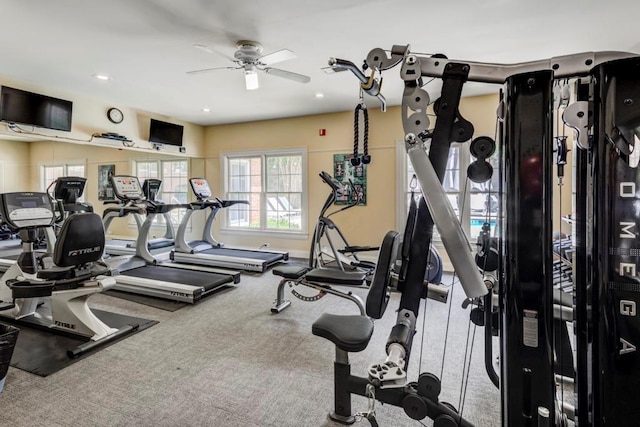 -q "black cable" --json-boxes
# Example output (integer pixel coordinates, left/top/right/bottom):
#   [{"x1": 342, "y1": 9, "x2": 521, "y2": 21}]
[
  {"x1": 460, "y1": 324, "x2": 478, "y2": 417},
  {"x1": 362, "y1": 107, "x2": 369, "y2": 161},
  {"x1": 353, "y1": 105, "x2": 361, "y2": 162}
]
